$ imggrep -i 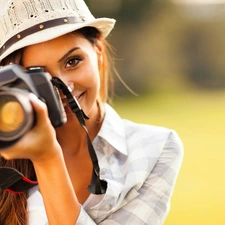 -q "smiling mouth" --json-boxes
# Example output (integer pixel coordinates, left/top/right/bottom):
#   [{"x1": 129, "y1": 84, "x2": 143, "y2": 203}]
[
  {"x1": 75, "y1": 92, "x2": 85, "y2": 102},
  {"x1": 62, "y1": 92, "x2": 85, "y2": 107}
]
